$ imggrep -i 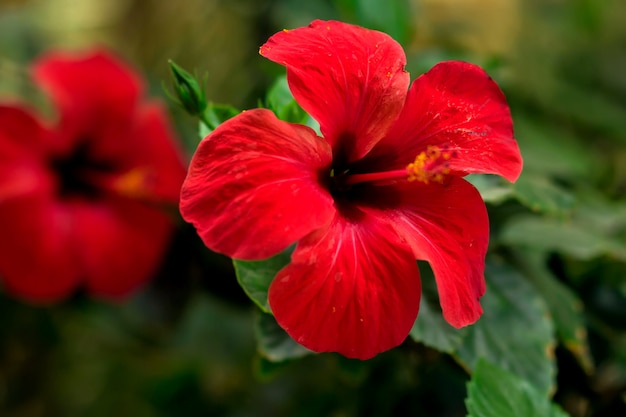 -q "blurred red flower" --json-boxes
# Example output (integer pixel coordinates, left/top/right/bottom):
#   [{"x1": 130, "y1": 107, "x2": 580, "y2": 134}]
[
  {"x1": 0, "y1": 49, "x2": 186, "y2": 302},
  {"x1": 180, "y1": 20, "x2": 523, "y2": 359}
]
